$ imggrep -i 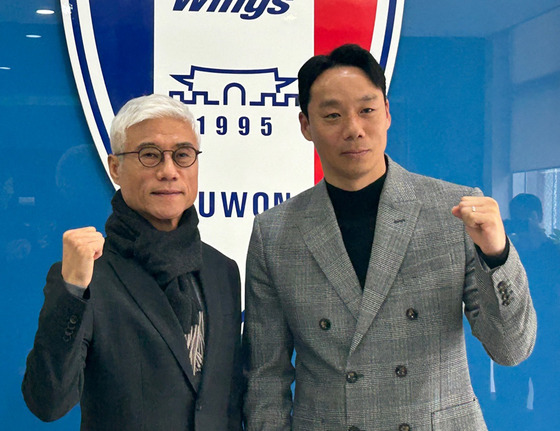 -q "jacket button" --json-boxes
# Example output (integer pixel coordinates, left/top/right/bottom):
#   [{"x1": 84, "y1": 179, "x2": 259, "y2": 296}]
[
  {"x1": 346, "y1": 371, "x2": 359, "y2": 383},
  {"x1": 319, "y1": 318, "x2": 331, "y2": 330},
  {"x1": 399, "y1": 424, "x2": 411, "y2": 431},
  {"x1": 497, "y1": 281, "x2": 510, "y2": 293},
  {"x1": 395, "y1": 365, "x2": 408, "y2": 377},
  {"x1": 69, "y1": 315, "x2": 78, "y2": 324},
  {"x1": 405, "y1": 308, "x2": 418, "y2": 320}
]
